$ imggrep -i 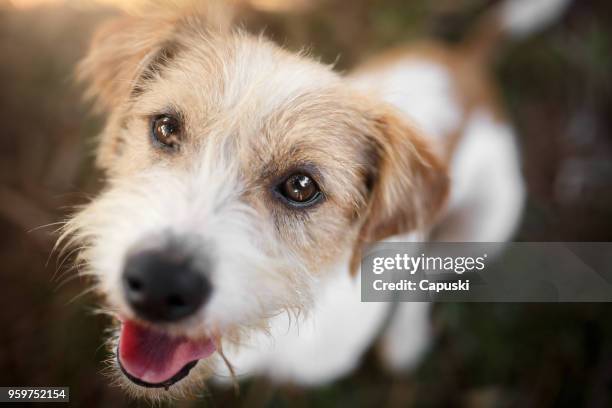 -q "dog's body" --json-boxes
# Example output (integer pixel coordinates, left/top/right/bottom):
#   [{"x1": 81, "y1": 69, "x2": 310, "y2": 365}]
[{"x1": 62, "y1": 0, "x2": 570, "y2": 399}]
